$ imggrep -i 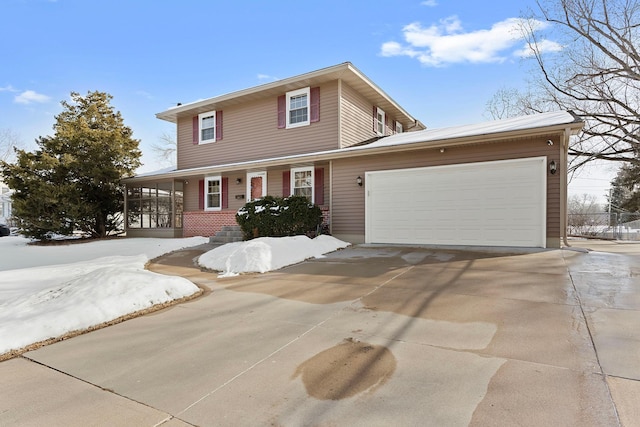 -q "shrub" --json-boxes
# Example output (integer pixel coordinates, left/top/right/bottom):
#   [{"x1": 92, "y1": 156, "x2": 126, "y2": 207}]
[{"x1": 236, "y1": 195, "x2": 323, "y2": 240}]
